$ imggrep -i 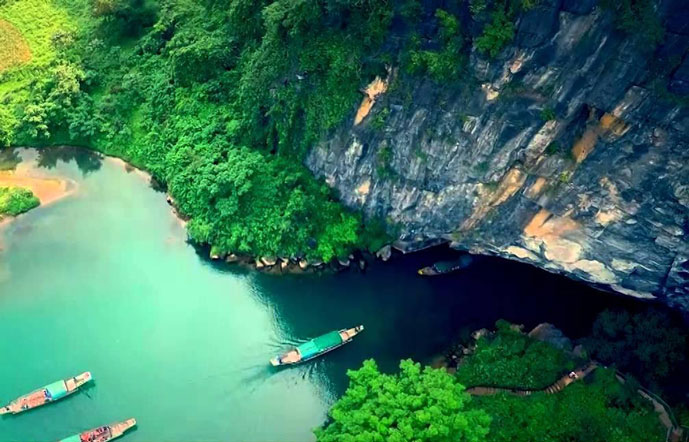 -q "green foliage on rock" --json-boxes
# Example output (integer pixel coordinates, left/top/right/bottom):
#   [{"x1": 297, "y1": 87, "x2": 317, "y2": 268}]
[
  {"x1": 315, "y1": 359, "x2": 491, "y2": 442},
  {"x1": 603, "y1": 0, "x2": 664, "y2": 46},
  {"x1": 0, "y1": 186, "x2": 39, "y2": 216},
  {"x1": 475, "y1": 8, "x2": 515, "y2": 58},
  {"x1": 540, "y1": 107, "x2": 556, "y2": 122},
  {"x1": 405, "y1": 9, "x2": 467, "y2": 82},
  {"x1": 456, "y1": 320, "x2": 575, "y2": 390}
]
